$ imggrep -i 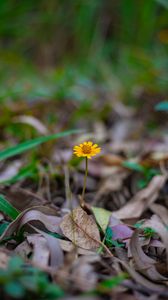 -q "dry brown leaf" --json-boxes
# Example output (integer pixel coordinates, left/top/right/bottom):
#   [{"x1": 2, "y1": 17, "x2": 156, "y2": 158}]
[
  {"x1": 59, "y1": 239, "x2": 96, "y2": 255},
  {"x1": 30, "y1": 227, "x2": 64, "y2": 270},
  {"x1": 25, "y1": 231, "x2": 63, "y2": 271},
  {"x1": 27, "y1": 234, "x2": 50, "y2": 268},
  {"x1": 115, "y1": 258, "x2": 167, "y2": 294},
  {"x1": 0, "y1": 160, "x2": 22, "y2": 182},
  {"x1": 0, "y1": 206, "x2": 62, "y2": 242},
  {"x1": 126, "y1": 236, "x2": 152, "y2": 258},
  {"x1": 55, "y1": 251, "x2": 99, "y2": 292},
  {"x1": 134, "y1": 292, "x2": 159, "y2": 300},
  {"x1": 102, "y1": 154, "x2": 124, "y2": 166},
  {"x1": 18, "y1": 209, "x2": 62, "y2": 233},
  {"x1": 142, "y1": 215, "x2": 168, "y2": 270},
  {"x1": 113, "y1": 175, "x2": 166, "y2": 219},
  {"x1": 130, "y1": 231, "x2": 156, "y2": 267},
  {"x1": 0, "y1": 249, "x2": 10, "y2": 269},
  {"x1": 0, "y1": 206, "x2": 64, "y2": 270},
  {"x1": 60, "y1": 207, "x2": 101, "y2": 251},
  {"x1": 41, "y1": 231, "x2": 64, "y2": 269},
  {"x1": 140, "y1": 151, "x2": 168, "y2": 168},
  {"x1": 70, "y1": 255, "x2": 99, "y2": 291},
  {"x1": 150, "y1": 203, "x2": 168, "y2": 226},
  {"x1": 14, "y1": 115, "x2": 49, "y2": 135},
  {"x1": 15, "y1": 240, "x2": 32, "y2": 259},
  {"x1": 93, "y1": 169, "x2": 128, "y2": 205},
  {"x1": 130, "y1": 230, "x2": 168, "y2": 282},
  {"x1": 113, "y1": 101, "x2": 136, "y2": 117},
  {"x1": 0, "y1": 186, "x2": 47, "y2": 211}
]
